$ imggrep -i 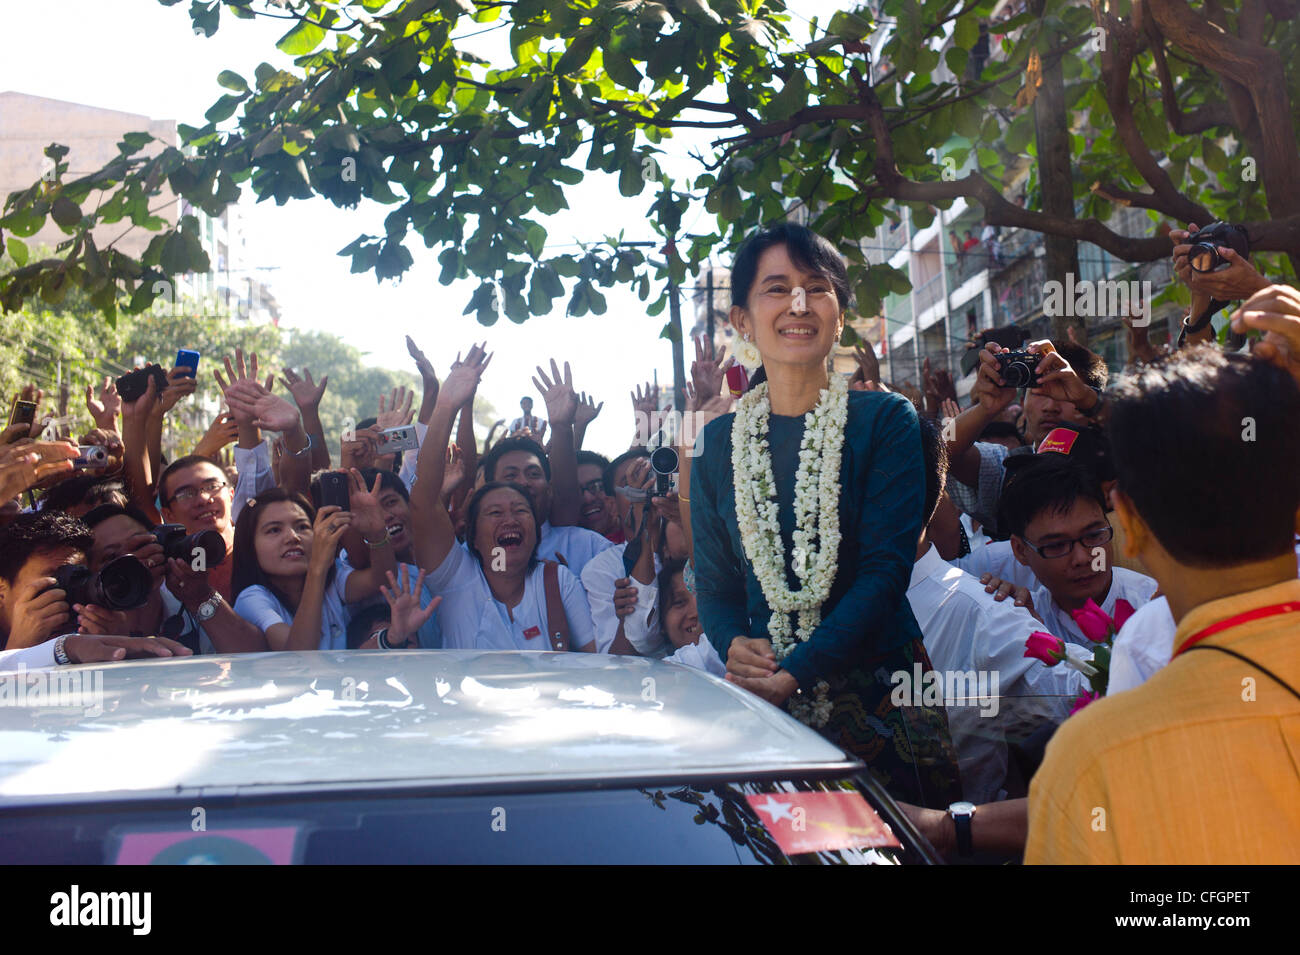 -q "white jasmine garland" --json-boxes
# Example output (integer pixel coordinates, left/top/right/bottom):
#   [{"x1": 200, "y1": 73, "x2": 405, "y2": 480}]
[{"x1": 731, "y1": 372, "x2": 848, "y2": 728}]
